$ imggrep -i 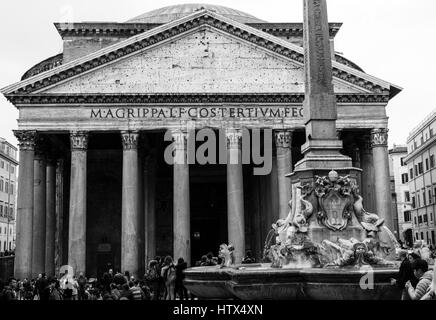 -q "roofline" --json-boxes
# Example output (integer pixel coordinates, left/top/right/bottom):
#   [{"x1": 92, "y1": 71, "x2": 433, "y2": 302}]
[
  {"x1": 406, "y1": 108, "x2": 436, "y2": 143},
  {"x1": 53, "y1": 21, "x2": 343, "y2": 38},
  {"x1": 1, "y1": 9, "x2": 401, "y2": 97}
]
